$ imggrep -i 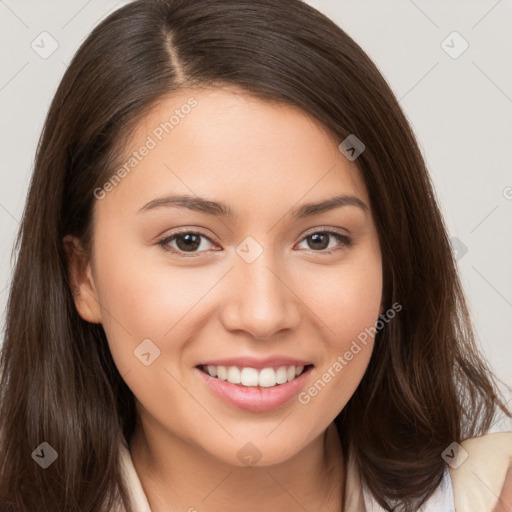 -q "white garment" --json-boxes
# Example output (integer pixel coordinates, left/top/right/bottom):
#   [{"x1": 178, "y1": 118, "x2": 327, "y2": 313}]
[{"x1": 118, "y1": 441, "x2": 152, "y2": 512}]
